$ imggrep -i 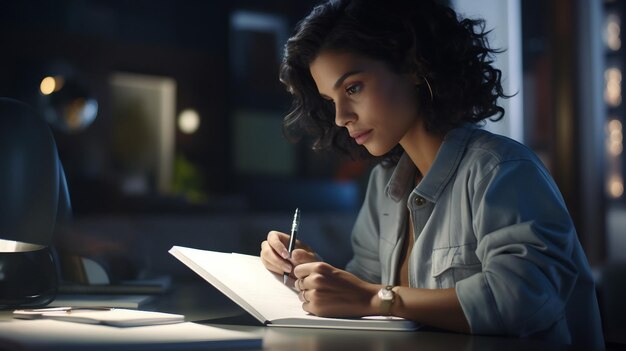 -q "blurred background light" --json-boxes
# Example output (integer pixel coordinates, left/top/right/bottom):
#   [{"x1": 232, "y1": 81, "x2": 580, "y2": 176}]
[
  {"x1": 607, "y1": 119, "x2": 623, "y2": 156},
  {"x1": 608, "y1": 174, "x2": 624, "y2": 198},
  {"x1": 605, "y1": 67, "x2": 622, "y2": 107},
  {"x1": 177, "y1": 108, "x2": 200, "y2": 134},
  {"x1": 40, "y1": 76, "x2": 56, "y2": 95},
  {"x1": 606, "y1": 13, "x2": 621, "y2": 51},
  {"x1": 606, "y1": 118, "x2": 624, "y2": 199}
]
